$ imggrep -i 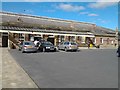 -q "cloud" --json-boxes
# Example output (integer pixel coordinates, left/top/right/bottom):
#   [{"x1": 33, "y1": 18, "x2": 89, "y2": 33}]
[
  {"x1": 57, "y1": 3, "x2": 85, "y2": 12},
  {"x1": 88, "y1": 13, "x2": 98, "y2": 16},
  {"x1": 79, "y1": 12, "x2": 99, "y2": 17},
  {"x1": 88, "y1": 2, "x2": 117, "y2": 9}
]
